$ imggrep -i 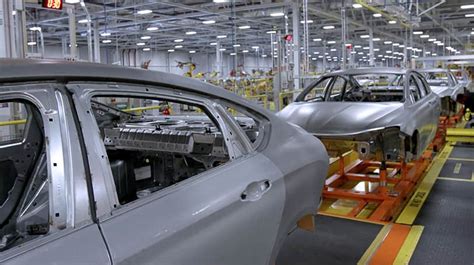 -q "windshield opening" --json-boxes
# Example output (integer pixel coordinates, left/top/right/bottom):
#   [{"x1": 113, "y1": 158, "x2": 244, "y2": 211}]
[{"x1": 300, "y1": 73, "x2": 405, "y2": 103}]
